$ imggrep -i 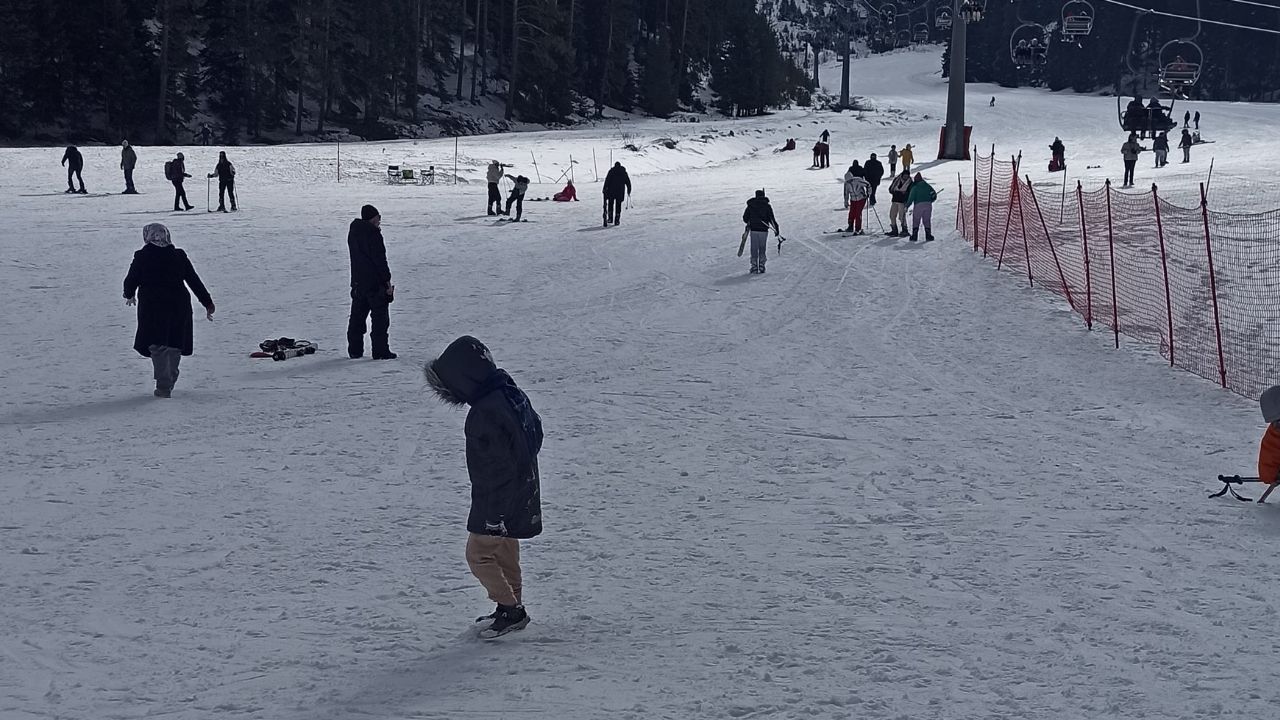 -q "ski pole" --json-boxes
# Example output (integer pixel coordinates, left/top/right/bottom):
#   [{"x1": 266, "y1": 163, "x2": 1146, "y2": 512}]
[{"x1": 871, "y1": 203, "x2": 885, "y2": 232}]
